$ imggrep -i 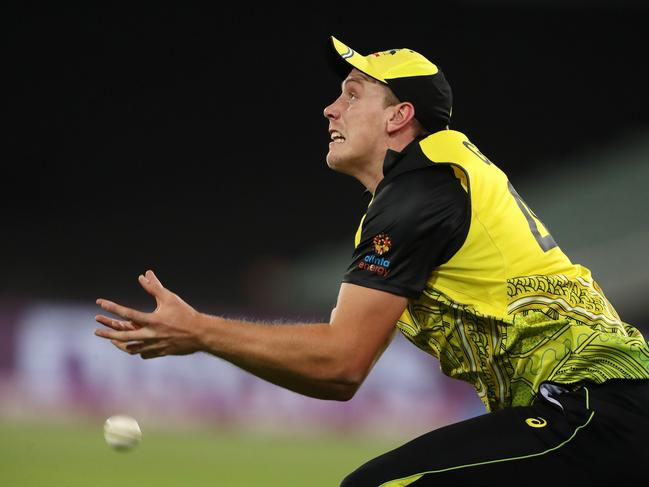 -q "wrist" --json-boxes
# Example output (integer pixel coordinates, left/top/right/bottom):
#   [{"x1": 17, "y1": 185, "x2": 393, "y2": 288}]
[{"x1": 192, "y1": 311, "x2": 222, "y2": 353}]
